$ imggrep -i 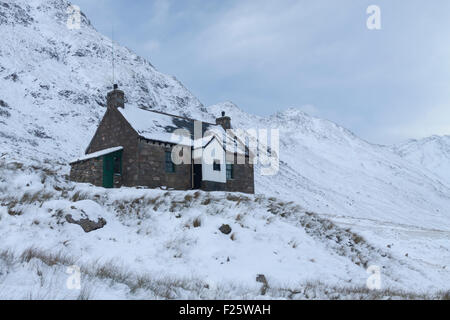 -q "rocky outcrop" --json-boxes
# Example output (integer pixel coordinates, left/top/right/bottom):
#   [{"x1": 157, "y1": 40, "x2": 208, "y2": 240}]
[{"x1": 65, "y1": 214, "x2": 106, "y2": 233}]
